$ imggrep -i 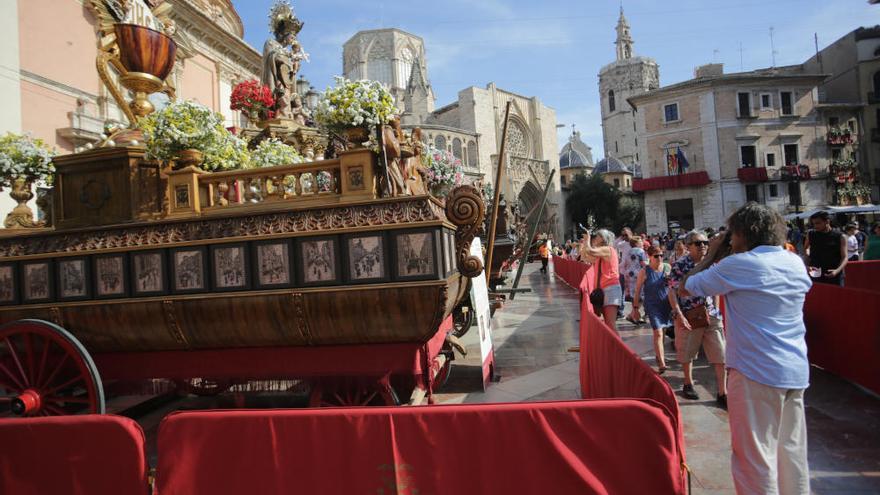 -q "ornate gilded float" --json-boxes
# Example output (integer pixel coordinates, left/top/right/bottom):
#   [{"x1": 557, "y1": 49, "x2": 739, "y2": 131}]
[{"x1": 0, "y1": 0, "x2": 485, "y2": 415}]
